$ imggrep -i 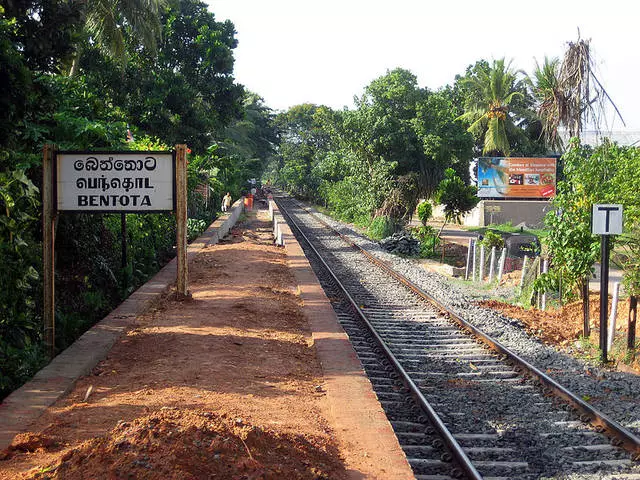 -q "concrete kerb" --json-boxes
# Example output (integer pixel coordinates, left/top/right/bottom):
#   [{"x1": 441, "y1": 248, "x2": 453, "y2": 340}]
[
  {"x1": 270, "y1": 198, "x2": 413, "y2": 479},
  {"x1": 0, "y1": 200, "x2": 245, "y2": 451},
  {"x1": 268, "y1": 198, "x2": 285, "y2": 247}
]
